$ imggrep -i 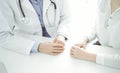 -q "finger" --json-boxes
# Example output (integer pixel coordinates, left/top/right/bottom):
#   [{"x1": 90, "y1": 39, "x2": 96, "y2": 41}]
[
  {"x1": 54, "y1": 45, "x2": 64, "y2": 48},
  {"x1": 71, "y1": 46, "x2": 82, "y2": 53},
  {"x1": 53, "y1": 43, "x2": 63, "y2": 47},
  {"x1": 55, "y1": 41, "x2": 65, "y2": 47},
  {"x1": 54, "y1": 38, "x2": 62, "y2": 43},
  {"x1": 75, "y1": 44, "x2": 84, "y2": 48},
  {"x1": 54, "y1": 39, "x2": 59, "y2": 43},
  {"x1": 70, "y1": 52, "x2": 75, "y2": 57},
  {"x1": 55, "y1": 40, "x2": 65, "y2": 46},
  {"x1": 53, "y1": 49, "x2": 64, "y2": 52},
  {"x1": 53, "y1": 43, "x2": 63, "y2": 46},
  {"x1": 70, "y1": 48, "x2": 75, "y2": 53},
  {"x1": 52, "y1": 52, "x2": 62, "y2": 54},
  {"x1": 53, "y1": 49, "x2": 64, "y2": 53},
  {"x1": 70, "y1": 53, "x2": 74, "y2": 56},
  {"x1": 49, "y1": 52, "x2": 60, "y2": 55},
  {"x1": 54, "y1": 39, "x2": 65, "y2": 45},
  {"x1": 70, "y1": 51, "x2": 78, "y2": 59},
  {"x1": 72, "y1": 46, "x2": 81, "y2": 49},
  {"x1": 53, "y1": 39, "x2": 57, "y2": 43},
  {"x1": 58, "y1": 40, "x2": 65, "y2": 45},
  {"x1": 75, "y1": 44, "x2": 81, "y2": 46},
  {"x1": 70, "y1": 46, "x2": 77, "y2": 51},
  {"x1": 70, "y1": 50, "x2": 74, "y2": 55},
  {"x1": 54, "y1": 47, "x2": 64, "y2": 50},
  {"x1": 71, "y1": 46, "x2": 78, "y2": 50}
]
